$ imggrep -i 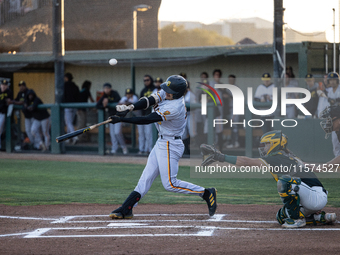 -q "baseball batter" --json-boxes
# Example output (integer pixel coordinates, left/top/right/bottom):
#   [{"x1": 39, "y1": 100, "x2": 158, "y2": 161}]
[
  {"x1": 108, "y1": 75, "x2": 217, "y2": 219},
  {"x1": 201, "y1": 130, "x2": 336, "y2": 228}
]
